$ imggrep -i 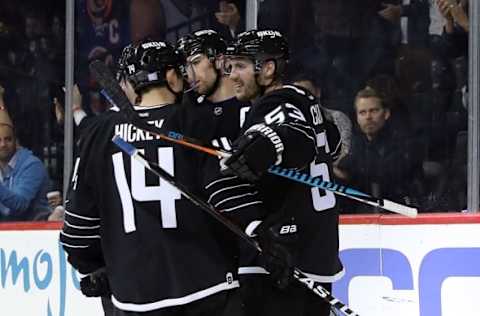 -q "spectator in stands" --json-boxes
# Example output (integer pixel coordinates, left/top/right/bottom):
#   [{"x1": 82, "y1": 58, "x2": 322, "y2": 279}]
[
  {"x1": 335, "y1": 87, "x2": 423, "y2": 213},
  {"x1": 290, "y1": 1, "x2": 400, "y2": 115},
  {"x1": 0, "y1": 86, "x2": 50, "y2": 221},
  {"x1": 380, "y1": 0, "x2": 432, "y2": 96},
  {"x1": 437, "y1": 0, "x2": 468, "y2": 58},
  {"x1": 214, "y1": 0, "x2": 311, "y2": 54},
  {"x1": 214, "y1": 0, "x2": 245, "y2": 40},
  {"x1": 438, "y1": 0, "x2": 468, "y2": 33},
  {"x1": 414, "y1": 0, "x2": 468, "y2": 211}
]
